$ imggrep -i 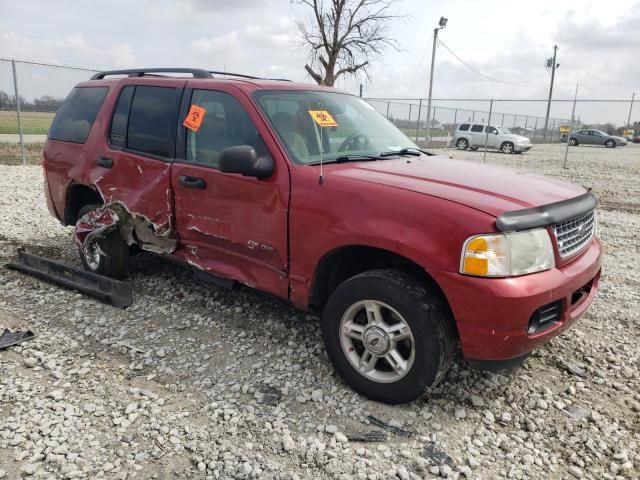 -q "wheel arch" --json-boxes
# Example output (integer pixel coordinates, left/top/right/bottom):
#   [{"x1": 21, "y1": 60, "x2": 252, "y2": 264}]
[
  {"x1": 309, "y1": 245, "x2": 457, "y2": 335},
  {"x1": 64, "y1": 183, "x2": 104, "y2": 225}
]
